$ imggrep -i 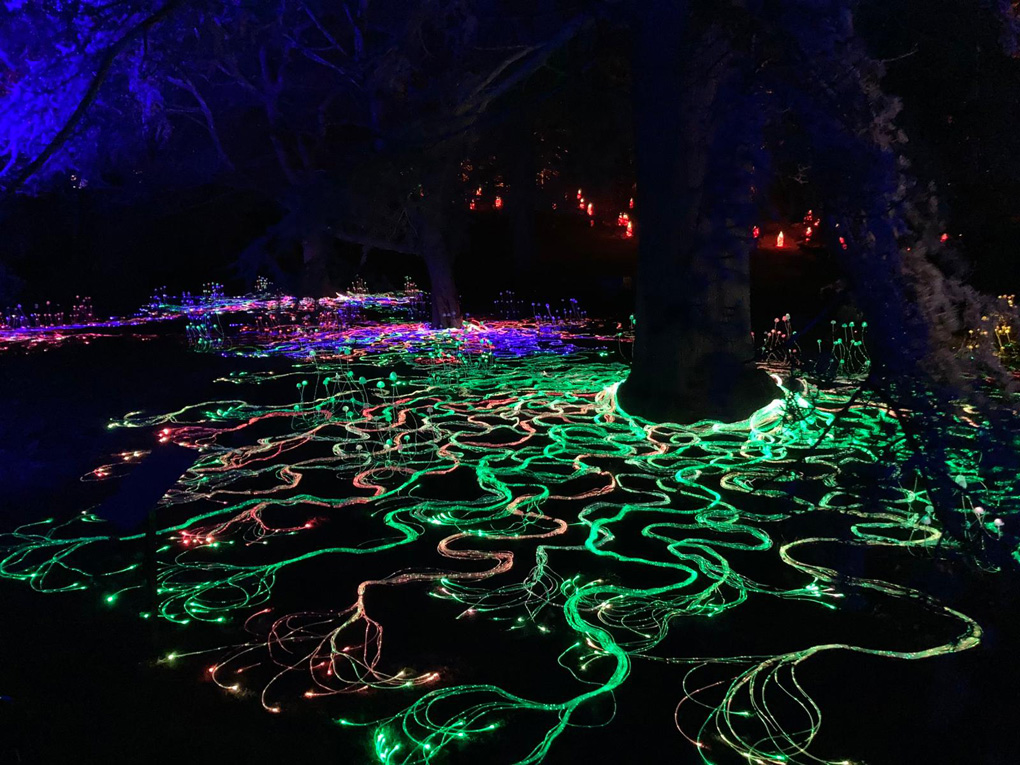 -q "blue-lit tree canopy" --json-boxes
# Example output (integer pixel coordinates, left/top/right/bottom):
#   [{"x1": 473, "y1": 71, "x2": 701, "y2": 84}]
[{"x1": 1, "y1": 3, "x2": 1019, "y2": 764}]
